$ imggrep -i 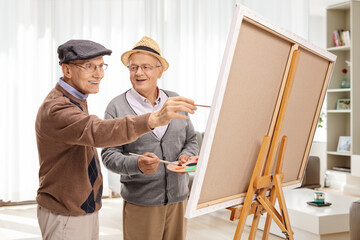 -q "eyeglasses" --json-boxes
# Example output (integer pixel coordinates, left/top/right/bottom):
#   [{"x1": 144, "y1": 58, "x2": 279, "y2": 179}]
[
  {"x1": 127, "y1": 64, "x2": 161, "y2": 72},
  {"x1": 70, "y1": 63, "x2": 108, "y2": 73}
]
